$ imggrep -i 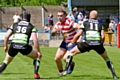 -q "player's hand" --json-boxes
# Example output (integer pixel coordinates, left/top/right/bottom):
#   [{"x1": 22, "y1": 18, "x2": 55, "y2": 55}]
[
  {"x1": 4, "y1": 46, "x2": 8, "y2": 52},
  {"x1": 68, "y1": 42, "x2": 73, "y2": 48},
  {"x1": 76, "y1": 39, "x2": 80, "y2": 43}
]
